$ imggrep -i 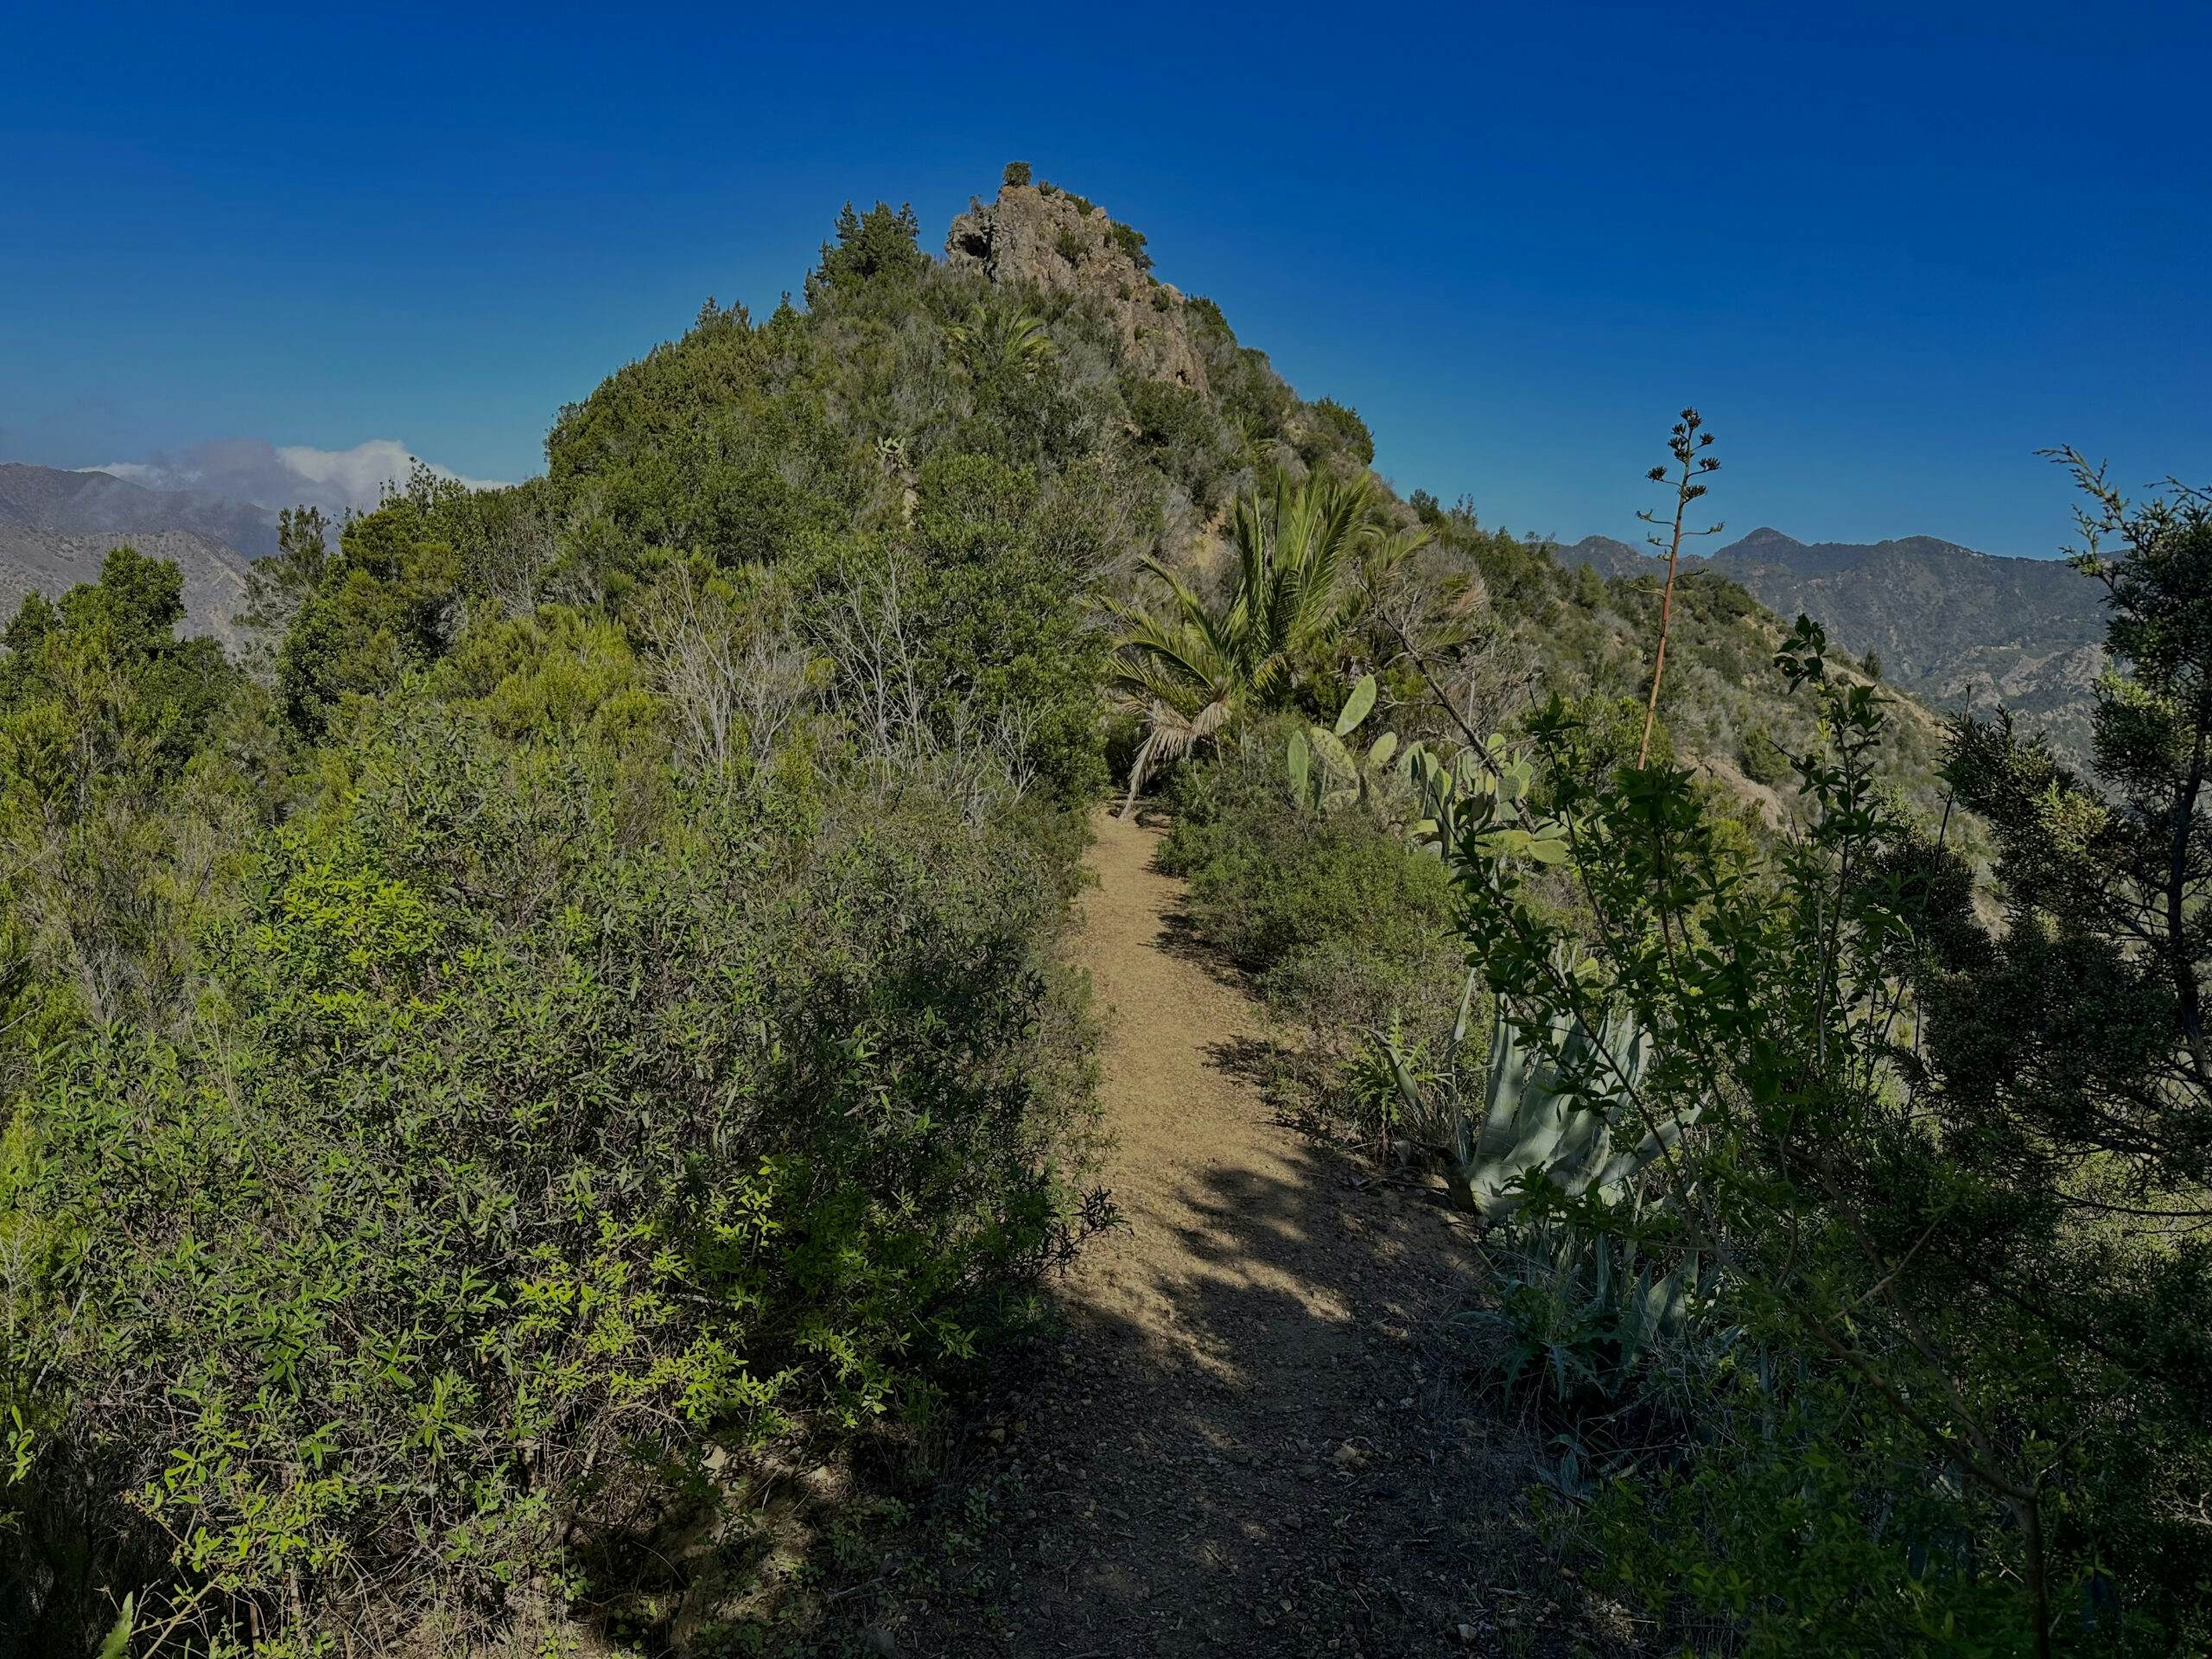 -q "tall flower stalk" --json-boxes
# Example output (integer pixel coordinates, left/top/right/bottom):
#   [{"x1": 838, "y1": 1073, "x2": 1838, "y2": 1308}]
[{"x1": 1635, "y1": 409, "x2": 1722, "y2": 767}]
